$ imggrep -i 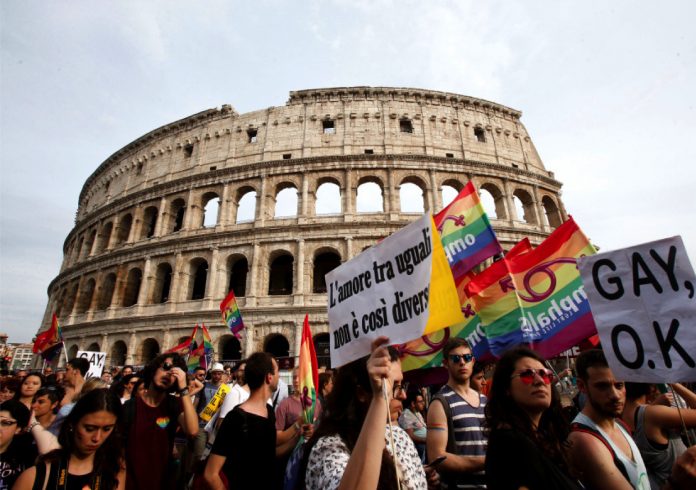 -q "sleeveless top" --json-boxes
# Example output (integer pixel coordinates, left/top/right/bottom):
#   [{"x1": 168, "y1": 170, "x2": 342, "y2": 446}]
[
  {"x1": 436, "y1": 385, "x2": 487, "y2": 489},
  {"x1": 632, "y1": 405, "x2": 687, "y2": 490},
  {"x1": 32, "y1": 459, "x2": 103, "y2": 490},
  {"x1": 573, "y1": 412, "x2": 650, "y2": 489}
]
